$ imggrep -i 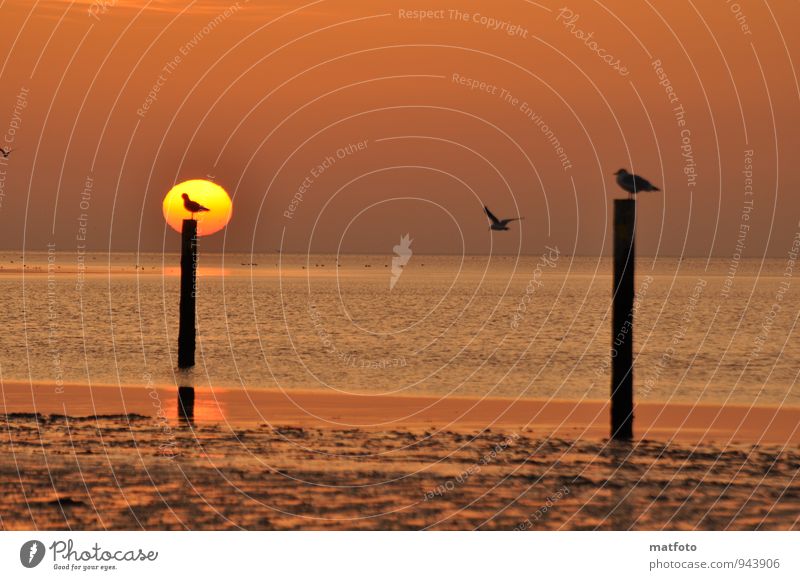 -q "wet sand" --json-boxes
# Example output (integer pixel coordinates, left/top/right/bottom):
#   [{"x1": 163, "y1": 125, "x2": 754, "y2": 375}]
[{"x1": 0, "y1": 381, "x2": 798, "y2": 530}]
